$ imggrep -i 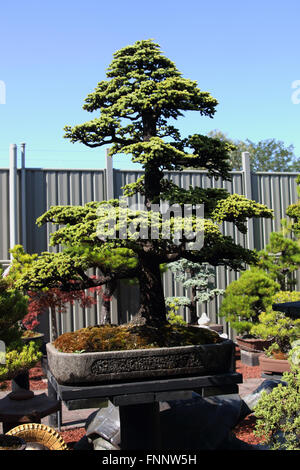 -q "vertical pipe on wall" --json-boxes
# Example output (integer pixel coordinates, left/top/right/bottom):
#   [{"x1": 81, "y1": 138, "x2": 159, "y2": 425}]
[
  {"x1": 9, "y1": 144, "x2": 18, "y2": 260},
  {"x1": 106, "y1": 147, "x2": 114, "y2": 200},
  {"x1": 20, "y1": 143, "x2": 27, "y2": 251},
  {"x1": 242, "y1": 151, "x2": 254, "y2": 251}
]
